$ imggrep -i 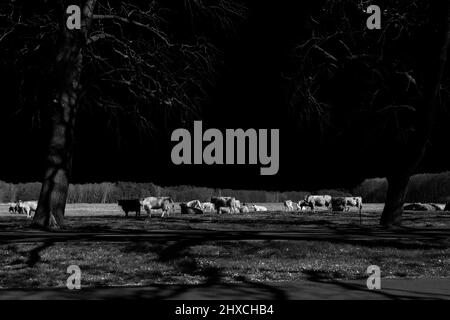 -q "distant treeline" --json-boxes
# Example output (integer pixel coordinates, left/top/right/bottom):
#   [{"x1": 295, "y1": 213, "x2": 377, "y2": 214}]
[
  {"x1": 0, "y1": 181, "x2": 351, "y2": 204},
  {"x1": 1, "y1": 172, "x2": 450, "y2": 204},
  {"x1": 353, "y1": 172, "x2": 450, "y2": 203}
]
